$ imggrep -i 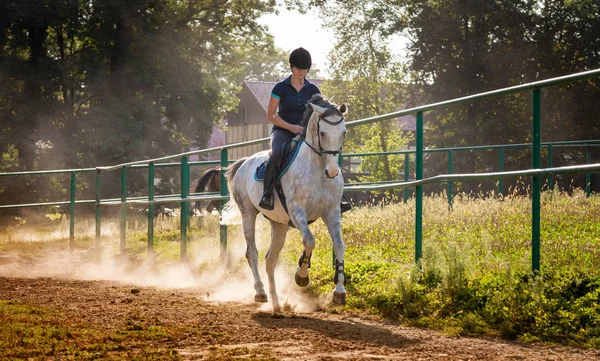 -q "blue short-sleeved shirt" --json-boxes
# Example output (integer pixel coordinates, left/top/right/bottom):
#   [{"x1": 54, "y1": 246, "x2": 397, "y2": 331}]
[{"x1": 270, "y1": 75, "x2": 320, "y2": 131}]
